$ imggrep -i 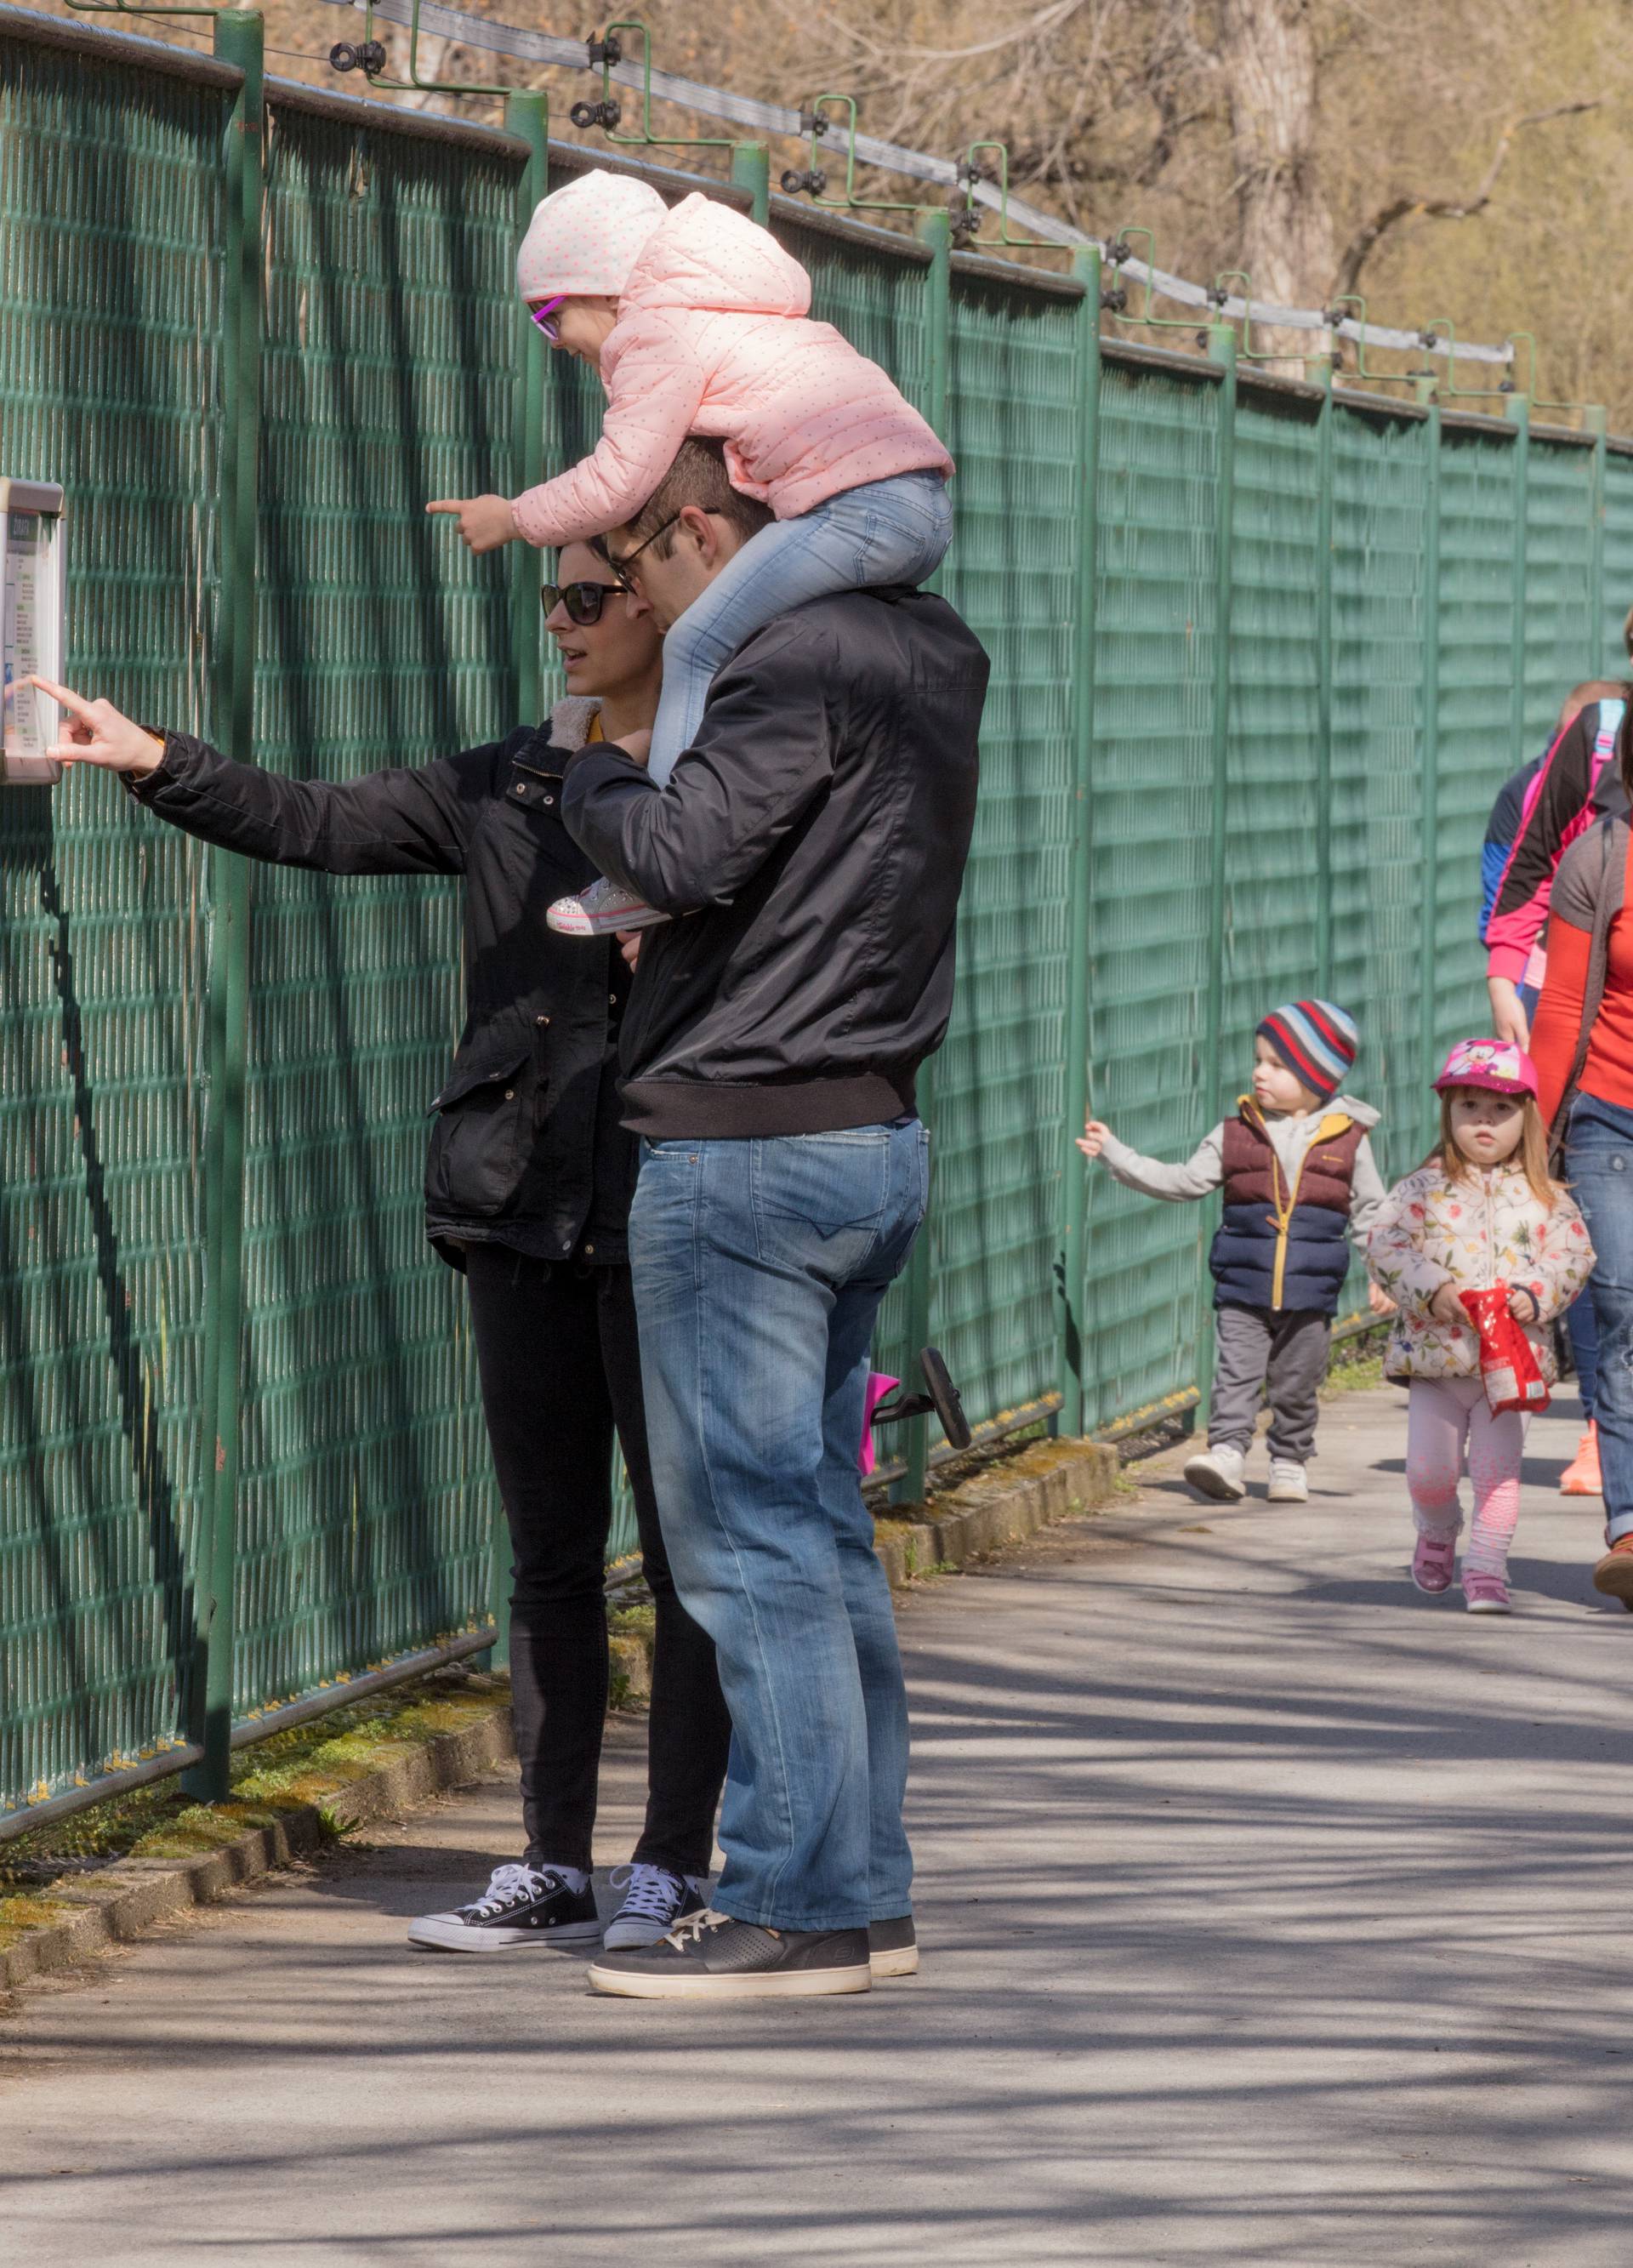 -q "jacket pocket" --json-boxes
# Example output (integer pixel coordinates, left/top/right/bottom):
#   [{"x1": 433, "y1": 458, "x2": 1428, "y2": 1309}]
[{"x1": 424, "y1": 1032, "x2": 533, "y2": 1220}]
